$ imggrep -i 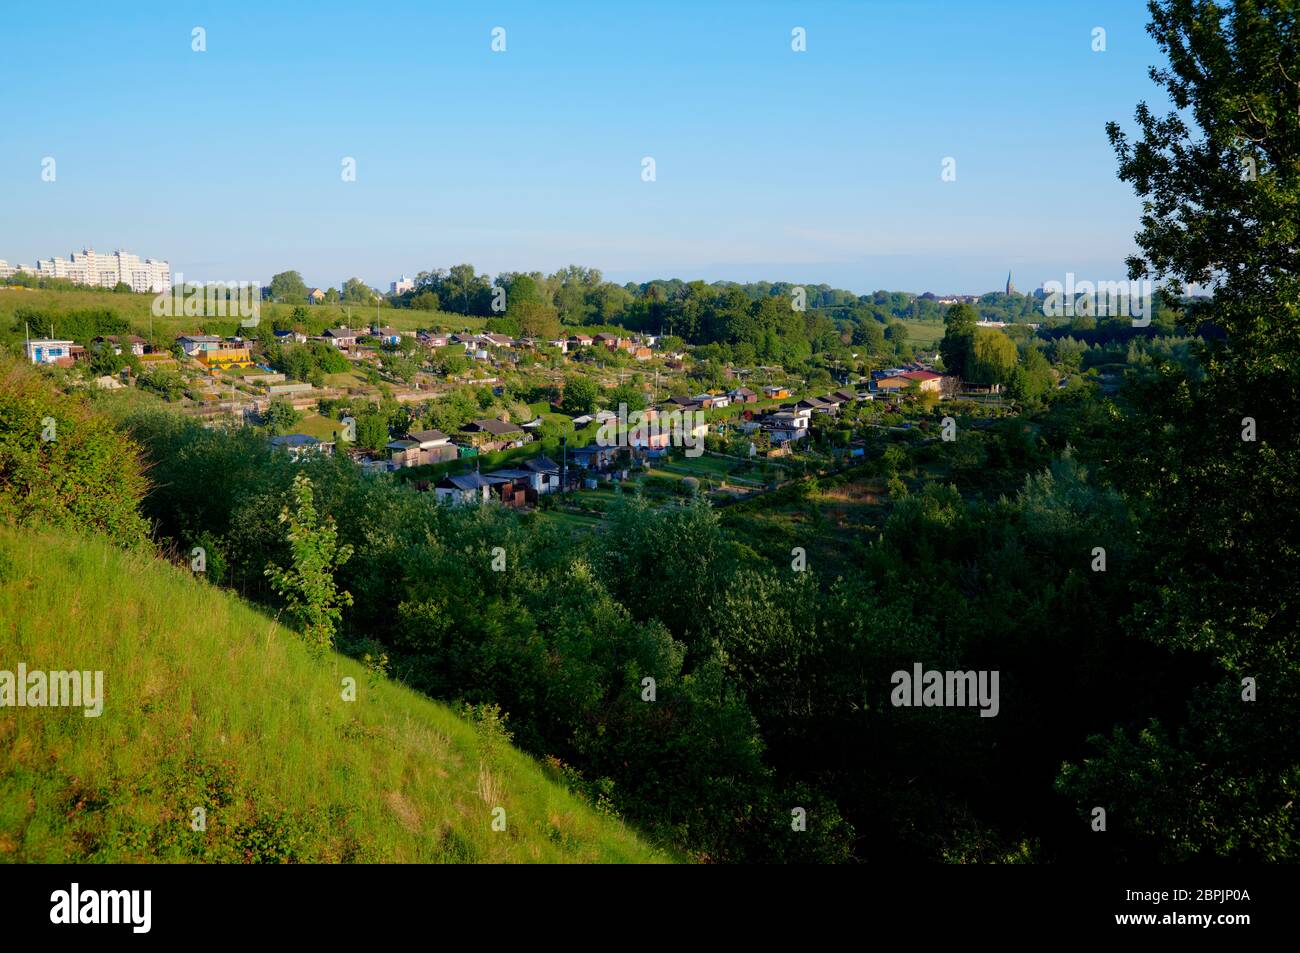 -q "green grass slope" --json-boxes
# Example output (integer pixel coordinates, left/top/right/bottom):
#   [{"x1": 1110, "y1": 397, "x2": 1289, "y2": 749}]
[
  {"x1": 0, "y1": 286, "x2": 482, "y2": 344},
  {"x1": 0, "y1": 526, "x2": 666, "y2": 863}
]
